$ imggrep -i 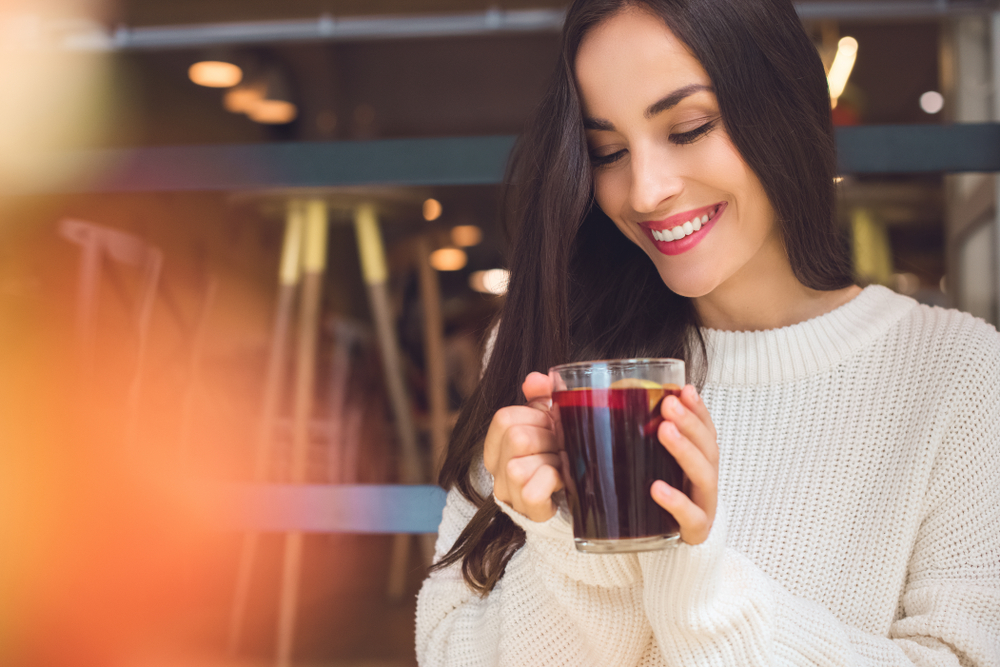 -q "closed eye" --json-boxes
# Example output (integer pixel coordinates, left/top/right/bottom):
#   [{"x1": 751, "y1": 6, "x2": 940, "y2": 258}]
[
  {"x1": 589, "y1": 120, "x2": 718, "y2": 168},
  {"x1": 670, "y1": 120, "x2": 716, "y2": 145},
  {"x1": 590, "y1": 149, "x2": 627, "y2": 168}
]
